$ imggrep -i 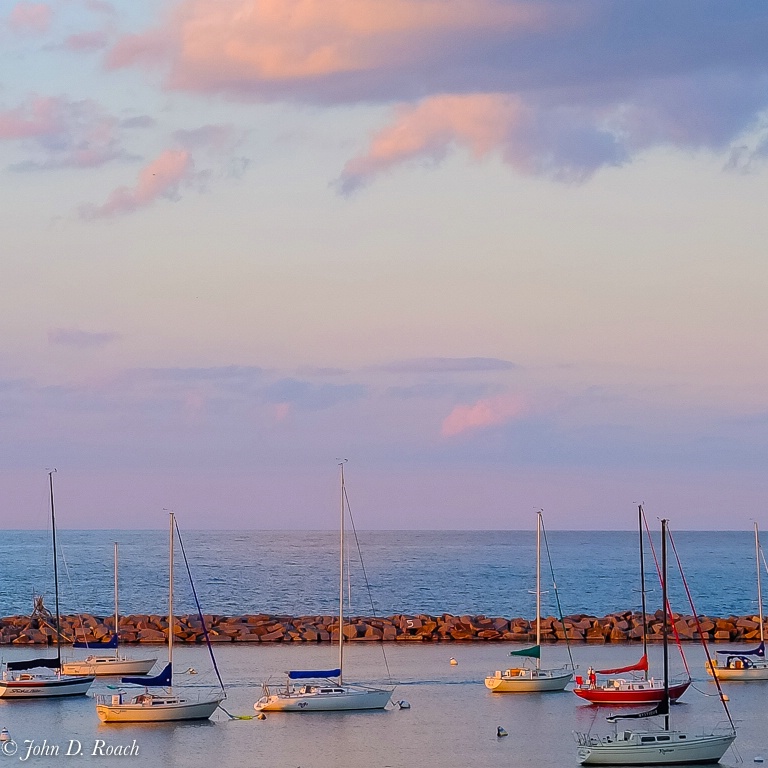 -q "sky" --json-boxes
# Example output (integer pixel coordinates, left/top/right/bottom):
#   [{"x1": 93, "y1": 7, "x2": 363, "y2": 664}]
[{"x1": 2, "y1": 1, "x2": 768, "y2": 530}]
